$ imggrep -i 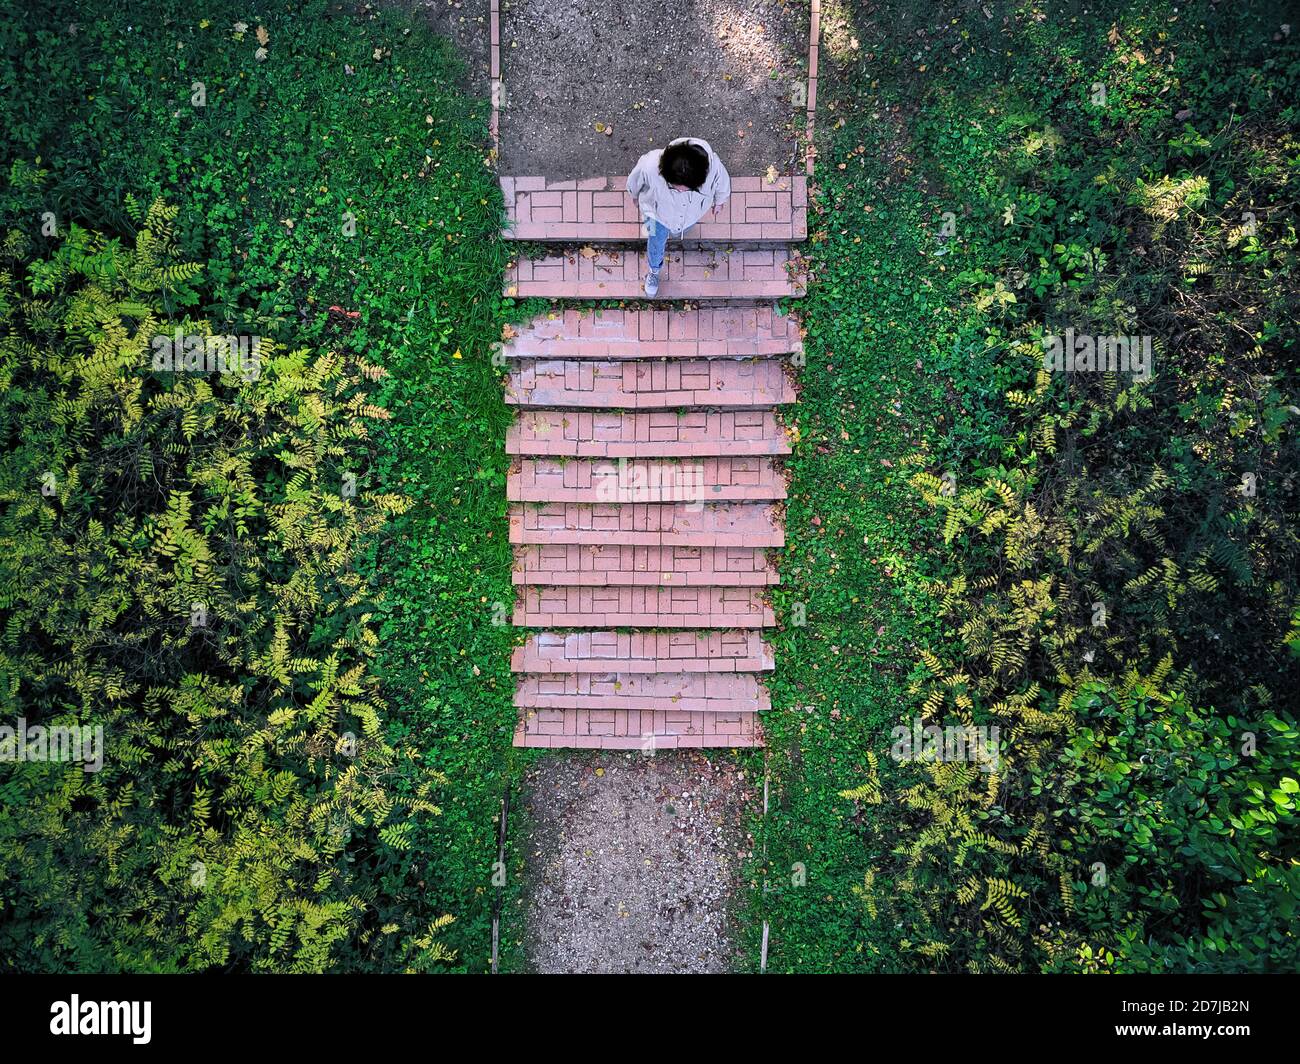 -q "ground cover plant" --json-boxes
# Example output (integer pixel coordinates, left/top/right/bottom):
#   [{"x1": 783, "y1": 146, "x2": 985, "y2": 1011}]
[
  {"x1": 0, "y1": 0, "x2": 524, "y2": 971},
  {"x1": 756, "y1": 0, "x2": 1298, "y2": 973}
]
